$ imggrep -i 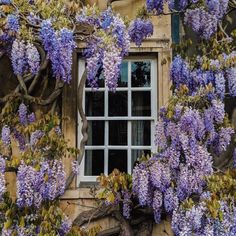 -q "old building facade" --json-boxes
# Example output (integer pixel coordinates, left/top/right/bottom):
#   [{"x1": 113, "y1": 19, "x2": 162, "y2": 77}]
[{"x1": 60, "y1": 0, "x2": 173, "y2": 235}]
